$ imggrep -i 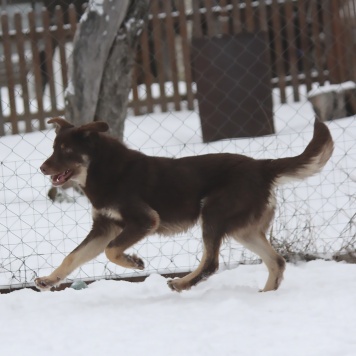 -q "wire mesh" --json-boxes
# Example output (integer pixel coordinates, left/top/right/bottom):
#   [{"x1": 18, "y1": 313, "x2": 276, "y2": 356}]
[{"x1": 0, "y1": 0, "x2": 355, "y2": 290}]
